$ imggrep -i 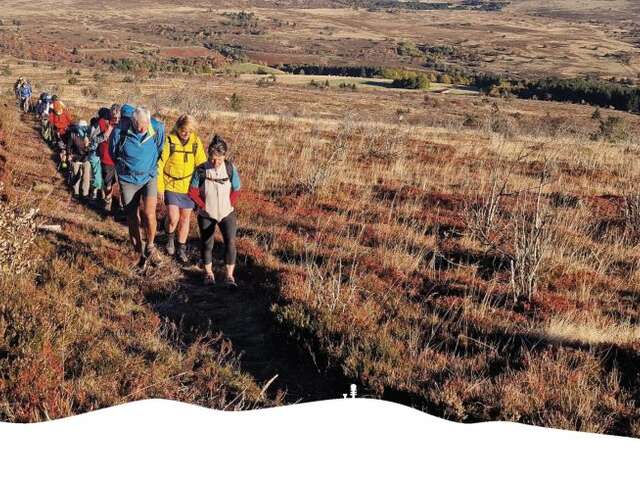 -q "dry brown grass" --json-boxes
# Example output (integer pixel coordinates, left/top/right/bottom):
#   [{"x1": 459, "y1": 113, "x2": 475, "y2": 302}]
[
  {"x1": 187, "y1": 109, "x2": 640, "y2": 435},
  {"x1": 0, "y1": 102, "x2": 276, "y2": 422},
  {"x1": 1, "y1": 54, "x2": 640, "y2": 436}
]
